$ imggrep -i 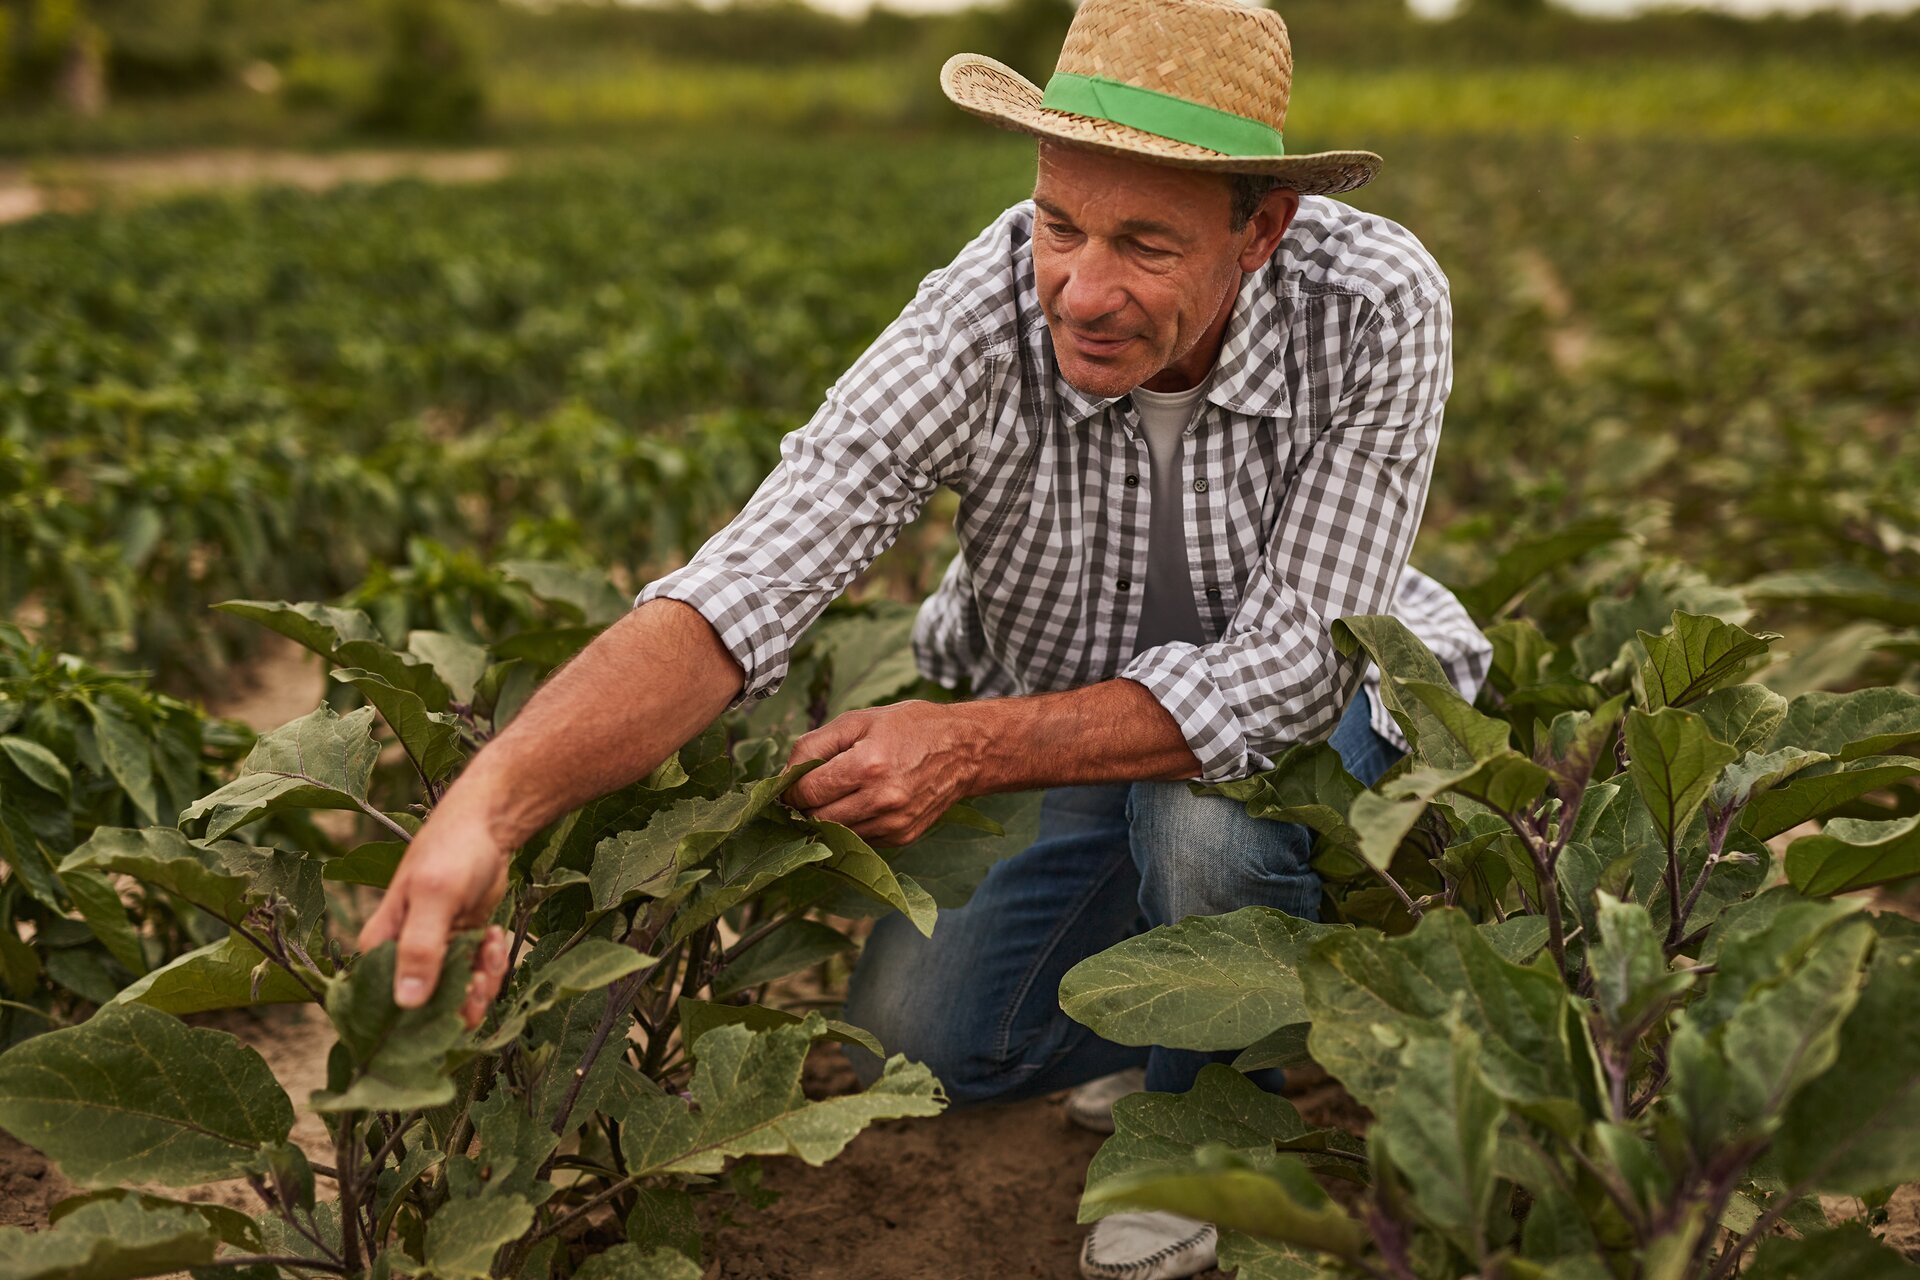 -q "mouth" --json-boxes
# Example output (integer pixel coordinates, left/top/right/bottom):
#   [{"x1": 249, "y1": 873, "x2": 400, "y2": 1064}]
[{"x1": 1062, "y1": 326, "x2": 1135, "y2": 358}]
